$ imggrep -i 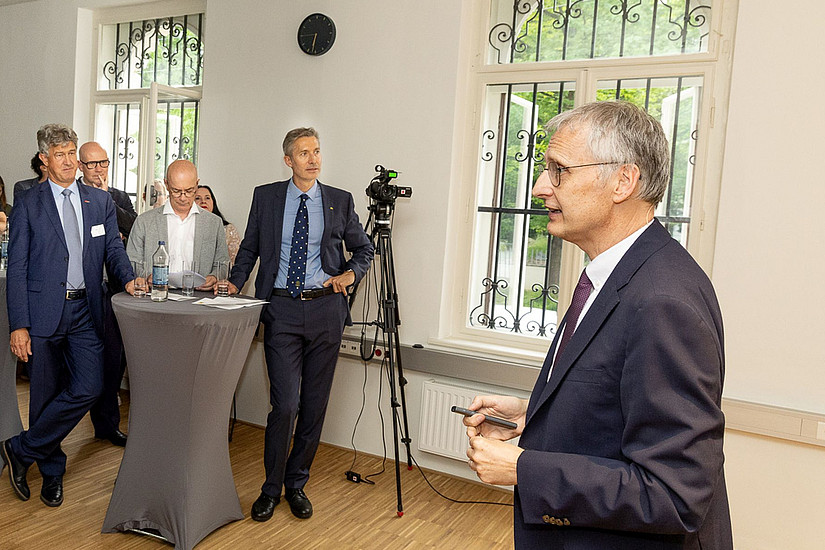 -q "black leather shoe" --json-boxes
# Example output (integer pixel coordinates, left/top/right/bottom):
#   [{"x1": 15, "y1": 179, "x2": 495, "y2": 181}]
[
  {"x1": 285, "y1": 488, "x2": 312, "y2": 519},
  {"x1": 95, "y1": 430, "x2": 127, "y2": 447},
  {"x1": 40, "y1": 476, "x2": 63, "y2": 507},
  {"x1": 1, "y1": 439, "x2": 30, "y2": 501},
  {"x1": 251, "y1": 492, "x2": 279, "y2": 522}
]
